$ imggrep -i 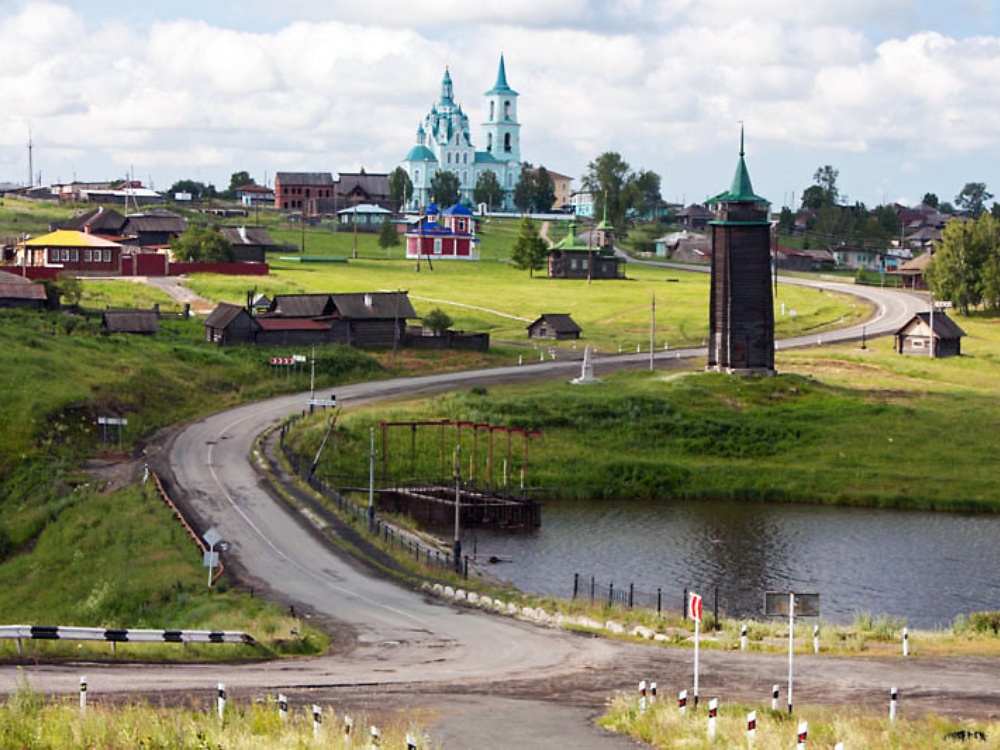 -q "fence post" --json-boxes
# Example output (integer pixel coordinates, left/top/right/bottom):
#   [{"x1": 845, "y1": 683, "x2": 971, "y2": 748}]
[
  {"x1": 714, "y1": 586, "x2": 719, "y2": 630},
  {"x1": 629, "y1": 583, "x2": 634, "y2": 609},
  {"x1": 657, "y1": 587, "x2": 662, "y2": 615},
  {"x1": 590, "y1": 575, "x2": 595, "y2": 602},
  {"x1": 608, "y1": 582, "x2": 614, "y2": 607},
  {"x1": 573, "y1": 573, "x2": 579, "y2": 600},
  {"x1": 683, "y1": 587, "x2": 688, "y2": 620}
]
